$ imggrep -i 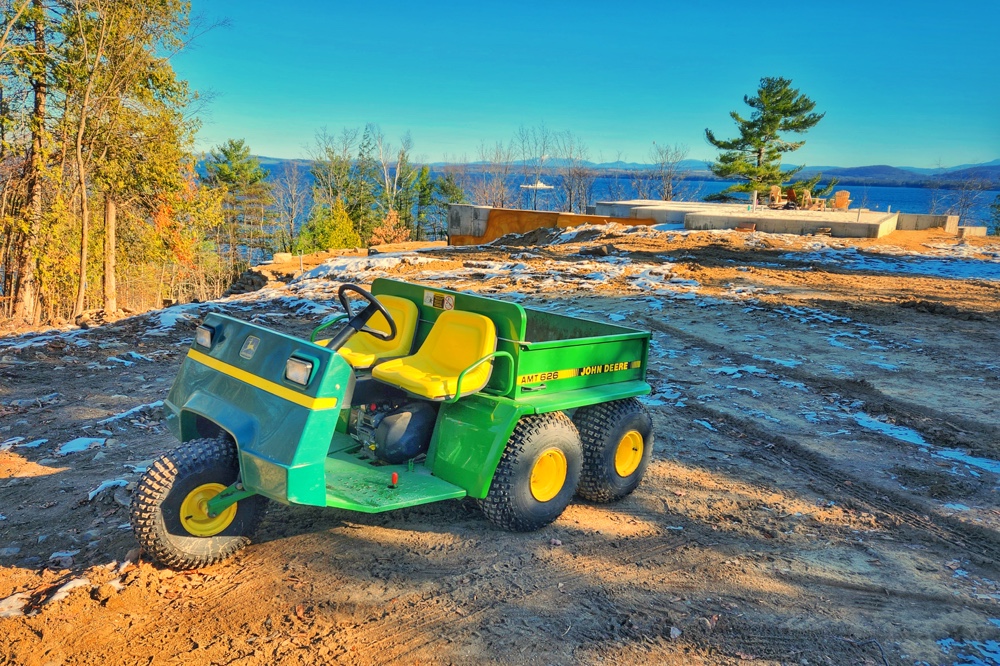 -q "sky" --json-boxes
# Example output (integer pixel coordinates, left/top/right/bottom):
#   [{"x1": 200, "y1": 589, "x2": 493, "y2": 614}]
[{"x1": 173, "y1": 0, "x2": 1000, "y2": 169}]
